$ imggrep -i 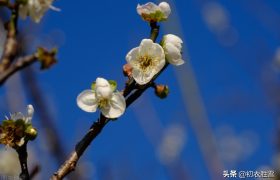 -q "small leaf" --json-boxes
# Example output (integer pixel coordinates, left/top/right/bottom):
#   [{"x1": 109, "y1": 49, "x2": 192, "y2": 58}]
[
  {"x1": 109, "y1": 80, "x2": 117, "y2": 91},
  {"x1": 91, "y1": 82, "x2": 96, "y2": 90}
]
